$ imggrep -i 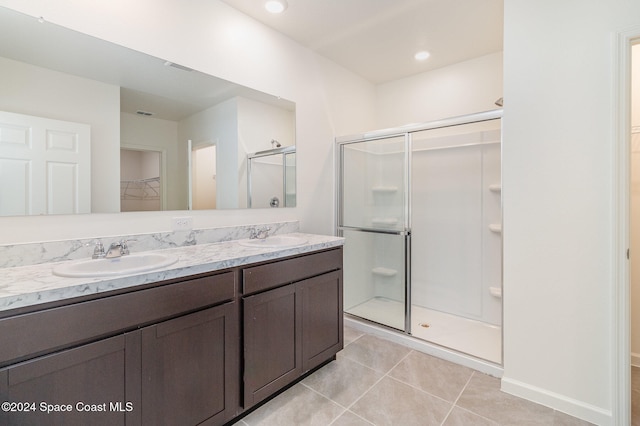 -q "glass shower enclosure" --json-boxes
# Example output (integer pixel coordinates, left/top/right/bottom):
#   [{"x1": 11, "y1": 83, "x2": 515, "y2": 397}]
[
  {"x1": 336, "y1": 110, "x2": 503, "y2": 363},
  {"x1": 338, "y1": 134, "x2": 410, "y2": 331},
  {"x1": 247, "y1": 146, "x2": 296, "y2": 208}
]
